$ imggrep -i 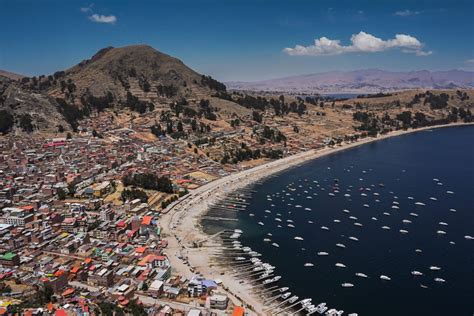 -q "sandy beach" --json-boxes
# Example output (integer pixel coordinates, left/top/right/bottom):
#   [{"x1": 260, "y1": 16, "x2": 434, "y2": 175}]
[{"x1": 159, "y1": 122, "x2": 473, "y2": 315}]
